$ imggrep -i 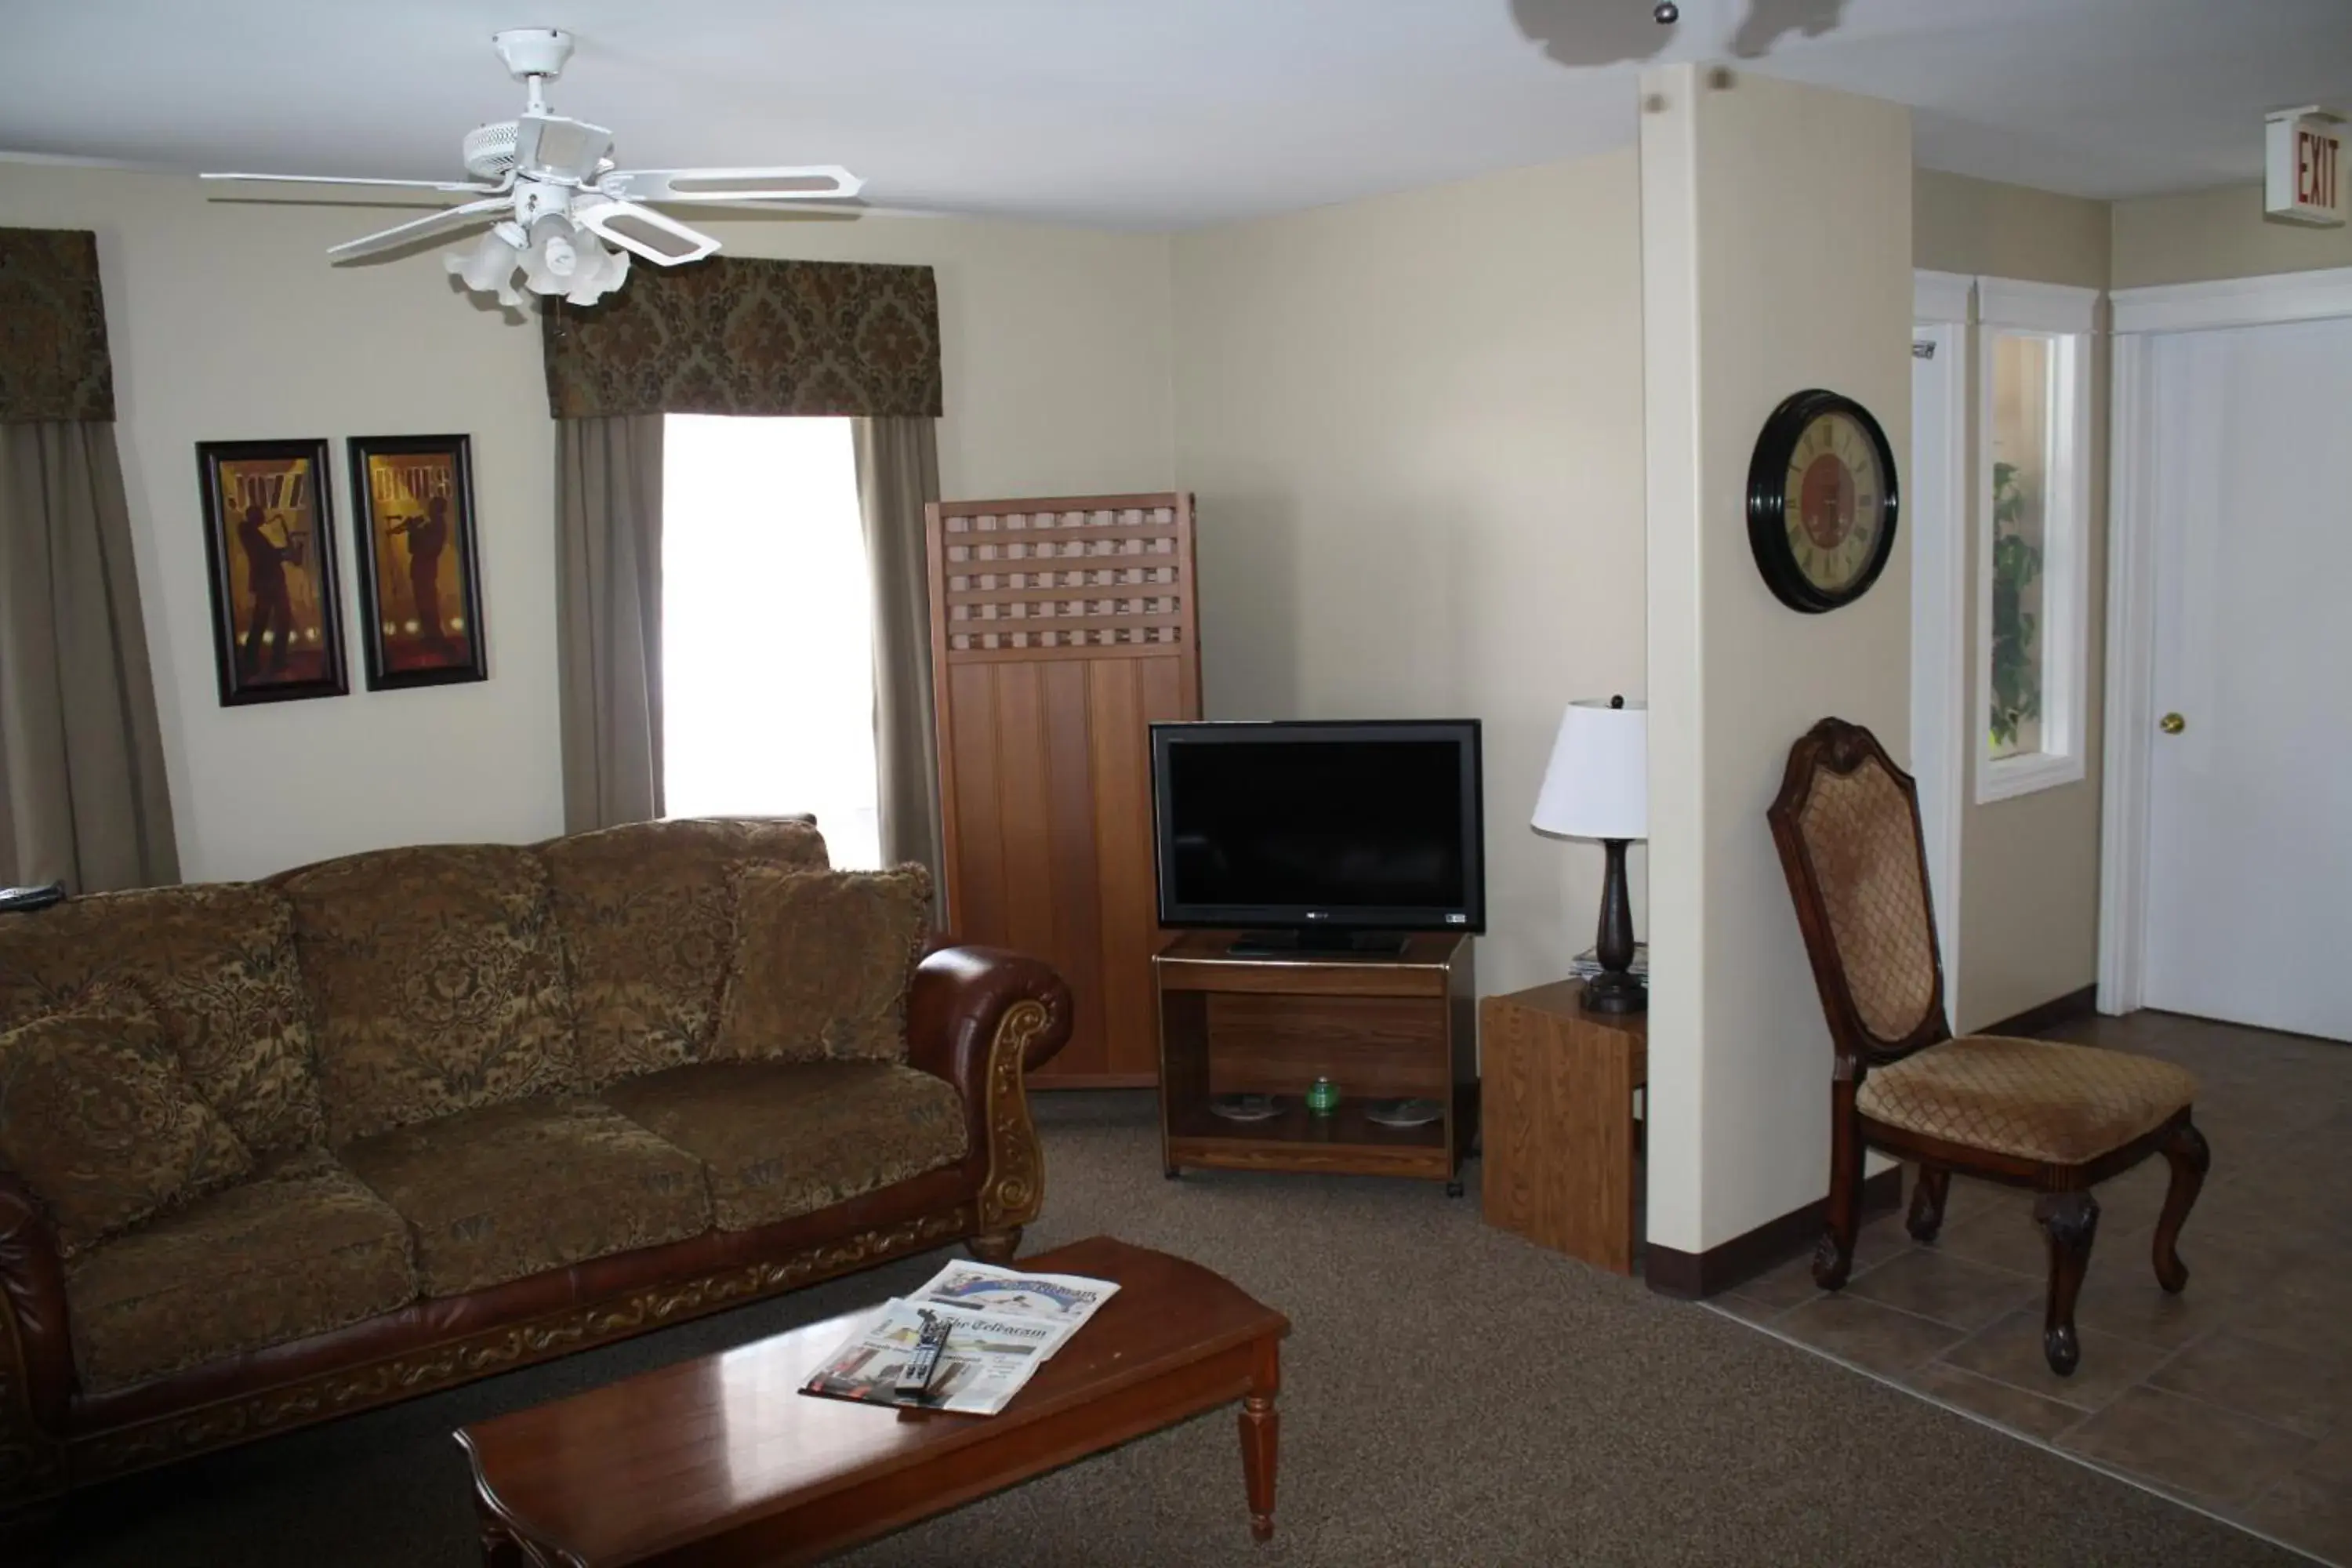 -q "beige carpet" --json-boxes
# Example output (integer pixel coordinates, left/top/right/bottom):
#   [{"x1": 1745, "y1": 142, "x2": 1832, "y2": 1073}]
[{"x1": 62, "y1": 1091, "x2": 2295, "y2": 1566}]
